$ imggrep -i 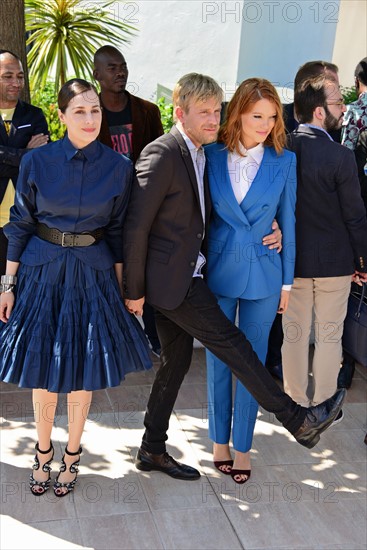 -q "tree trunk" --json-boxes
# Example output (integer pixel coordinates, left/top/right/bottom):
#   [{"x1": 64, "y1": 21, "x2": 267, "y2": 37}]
[{"x1": 0, "y1": 0, "x2": 30, "y2": 102}]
